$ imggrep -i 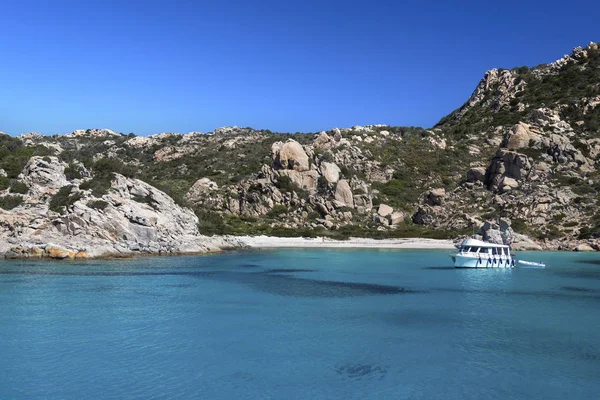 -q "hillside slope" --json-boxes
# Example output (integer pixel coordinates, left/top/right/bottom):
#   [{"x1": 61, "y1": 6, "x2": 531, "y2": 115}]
[{"x1": 1, "y1": 41, "x2": 599, "y2": 252}]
